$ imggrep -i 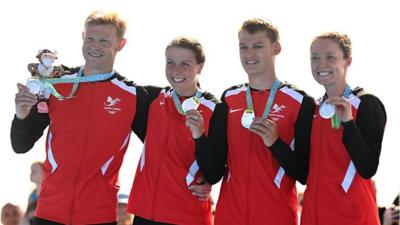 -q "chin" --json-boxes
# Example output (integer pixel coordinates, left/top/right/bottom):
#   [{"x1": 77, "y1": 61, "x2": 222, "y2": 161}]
[
  {"x1": 313, "y1": 76, "x2": 329, "y2": 85},
  {"x1": 170, "y1": 84, "x2": 183, "y2": 92}
]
